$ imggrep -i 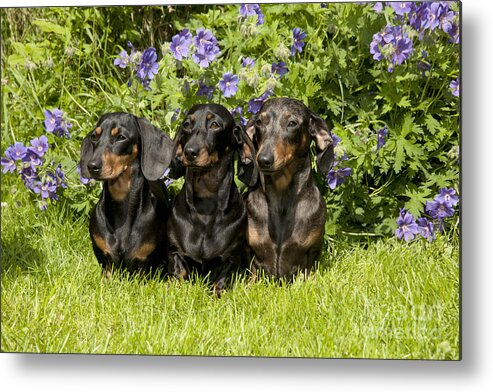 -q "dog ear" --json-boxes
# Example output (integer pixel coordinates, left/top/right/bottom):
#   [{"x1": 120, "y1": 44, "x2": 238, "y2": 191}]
[
  {"x1": 169, "y1": 129, "x2": 186, "y2": 179},
  {"x1": 137, "y1": 117, "x2": 173, "y2": 181},
  {"x1": 236, "y1": 119, "x2": 259, "y2": 187},
  {"x1": 79, "y1": 133, "x2": 94, "y2": 179},
  {"x1": 309, "y1": 113, "x2": 334, "y2": 174}
]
